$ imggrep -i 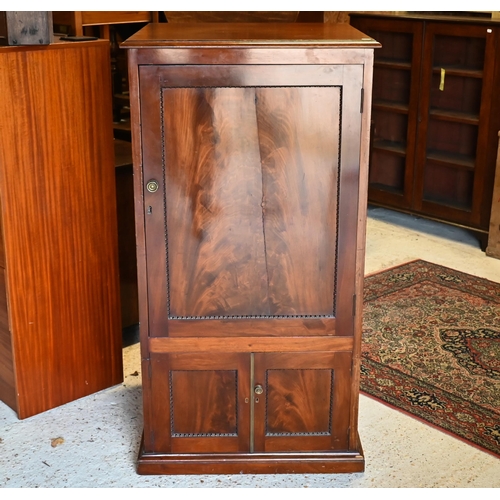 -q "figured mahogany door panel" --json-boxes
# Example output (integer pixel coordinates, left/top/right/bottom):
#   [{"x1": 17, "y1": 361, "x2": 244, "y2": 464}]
[
  {"x1": 163, "y1": 86, "x2": 270, "y2": 318},
  {"x1": 162, "y1": 85, "x2": 339, "y2": 319},
  {"x1": 253, "y1": 351, "x2": 352, "y2": 452},
  {"x1": 139, "y1": 65, "x2": 363, "y2": 336},
  {"x1": 146, "y1": 352, "x2": 250, "y2": 453}
]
